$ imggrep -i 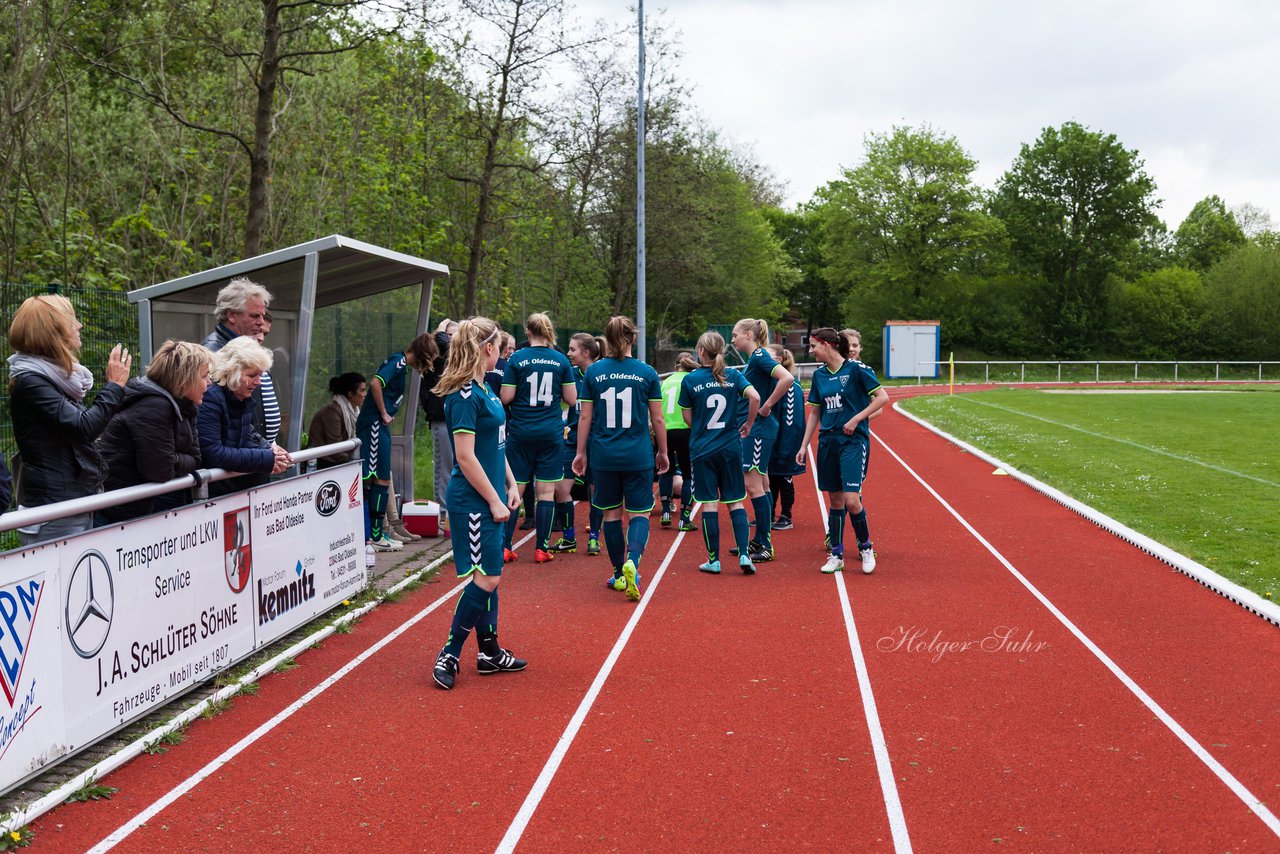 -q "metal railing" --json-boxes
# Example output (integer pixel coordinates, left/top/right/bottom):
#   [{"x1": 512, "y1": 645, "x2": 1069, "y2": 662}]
[
  {"x1": 1, "y1": 440, "x2": 358, "y2": 535},
  {"x1": 919, "y1": 360, "x2": 1280, "y2": 385}
]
